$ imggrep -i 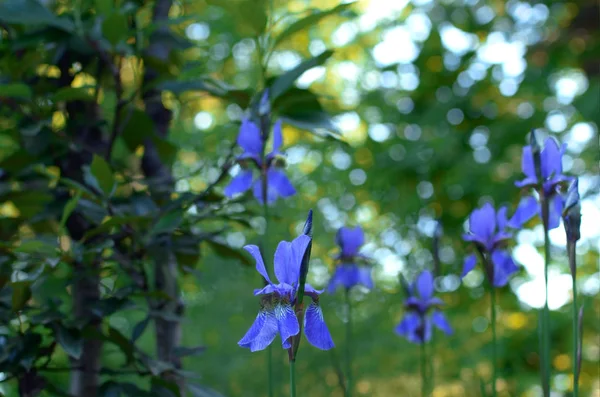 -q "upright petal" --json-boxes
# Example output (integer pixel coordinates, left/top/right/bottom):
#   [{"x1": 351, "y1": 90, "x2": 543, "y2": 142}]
[
  {"x1": 274, "y1": 235, "x2": 311, "y2": 286},
  {"x1": 244, "y1": 245, "x2": 271, "y2": 284},
  {"x1": 540, "y1": 137, "x2": 562, "y2": 179},
  {"x1": 461, "y1": 254, "x2": 477, "y2": 278},
  {"x1": 496, "y1": 206, "x2": 508, "y2": 232},
  {"x1": 336, "y1": 226, "x2": 364, "y2": 257},
  {"x1": 416, "y1": 271, "x2": 434, "y2": 300},
  {"x1": 239, "y1": 309, "x2": 278, "y2": 352},
  {"x1": 268, "y1": 168, "x2": 296, "y2": 200},
  {"x1": 237, "y1": 119, "x2": 262, "y2": 156},
  {"x1": 304, "y1": 302, "x2": 334, "y2": 350},
  {"x1": 508, "y1": 195, "x2": 539, "y2": 229},
  {"x1": 274, "y1": 303, "x2": 299, "y2": 348},
  {"x1": 431, "y1": 311, "x2": 453, "y2": 335},
  {"x1": 520, "y1": 145, "x2": 537, "y2": 182},
  {"x1": 491, "y1": 249, "x2": 519, "y2": 287},
  {"x1": 224, "y1": 169, "x2": 254, "y2": 198},
  {"x1": 547, "y1": 193, "x2": 564, "y2": 230},
  {"x1": 469, "y1": 203, "x2": 496, "y2": 243},
  {"x1": 271, "y1": 120, "x2": 283, "y2": 153}
]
